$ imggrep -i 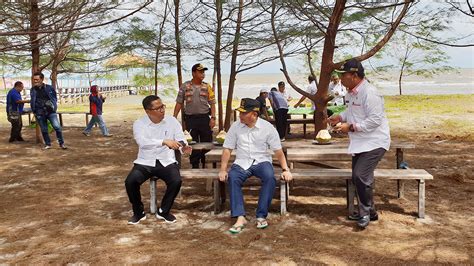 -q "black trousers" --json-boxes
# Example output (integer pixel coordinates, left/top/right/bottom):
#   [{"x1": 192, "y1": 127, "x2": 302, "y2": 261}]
[
  {"x1": 352, "y1": 148, "x2": 386, "y2": 217},
  {"x1": 185, "y1": 114, "x2": 212, "y2": 168},
  {"x1": 274, "y1": 108, "x2": 288, "y2": 139},
  {"x1": 124, "y1": 161, "x2": 182, "y2": 215},
  {"x1": 9, "y1": 117, "x2": 23, "y2": 141}
]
